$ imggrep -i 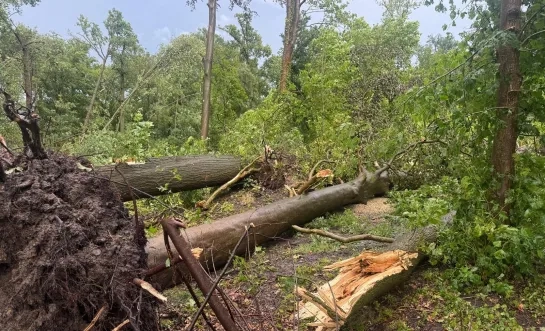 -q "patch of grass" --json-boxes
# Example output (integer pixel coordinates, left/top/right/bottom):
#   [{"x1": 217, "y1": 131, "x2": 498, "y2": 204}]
[
  {"x1": 220, "y1": 201, "x2": 235, "y2": 213},
  {"x1": 231, "y1": 245, "x2": 273, "y2": 295},
  {"x1": 292, "y1": 234, "x2": 341, "y2": 254},
  {"x1": 362, "y1": 268, "x2": 531, "y2": 331},
  {"x1": 309, "y1": 209, "x2": 365, "y2": 234},
  {"x1": 512, "y1": 274, "x2": 545, "y2": 318}
]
